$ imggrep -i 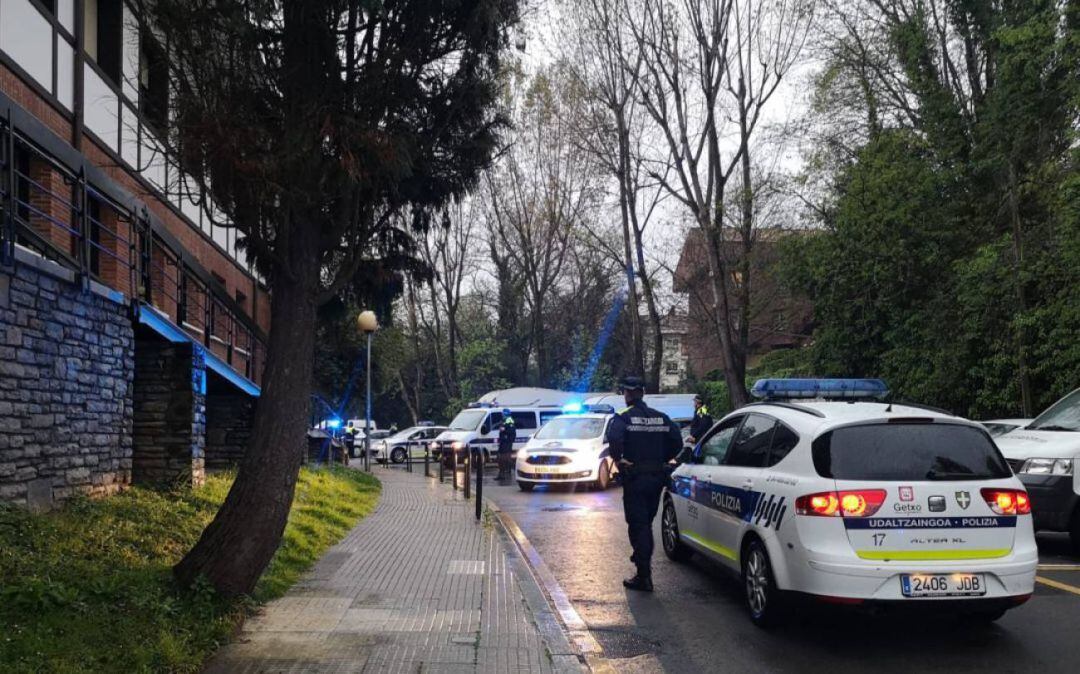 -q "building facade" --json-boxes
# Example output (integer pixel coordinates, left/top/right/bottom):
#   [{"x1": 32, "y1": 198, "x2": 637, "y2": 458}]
[
  {"x1": 673, "y1": 228, "x2": 813, "y2": 380},
  {"x1": 1, "y1": 0, "x2": 267, "y2": 510}
]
